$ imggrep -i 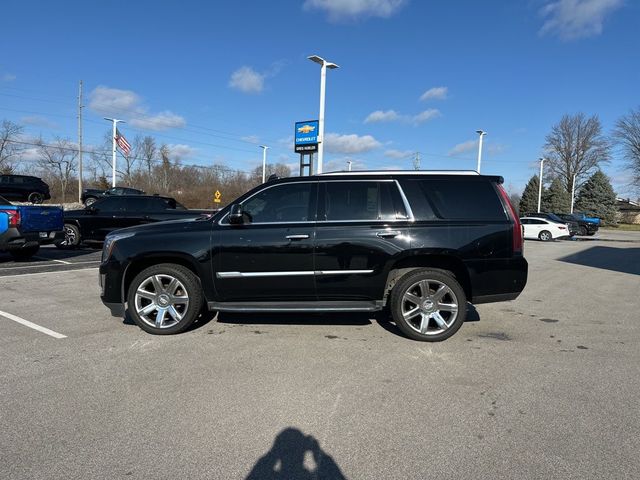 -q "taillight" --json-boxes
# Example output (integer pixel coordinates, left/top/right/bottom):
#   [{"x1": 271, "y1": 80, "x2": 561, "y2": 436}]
[
  {"x1": 0, "y1": 209, "x2": 20, "y2": 227},
  {"x1": 496, "y1": 184, "x2": 523, "y2": 254}
]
